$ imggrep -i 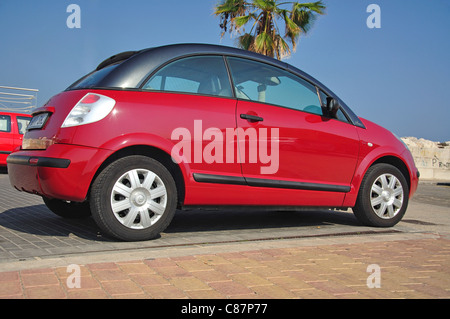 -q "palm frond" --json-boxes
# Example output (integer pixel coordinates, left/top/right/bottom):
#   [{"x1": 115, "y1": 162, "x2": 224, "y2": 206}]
[
  {"x1": 255, "y1": 31, "x2": 275, "y2": 56},
  {"x1": 237, "y1": 33, "x2": 256, "y2": 51},
  {"x1": 252, "y1": 0, "x2": 276, "y2": 11},
  {"x1": 215, "y1": 0, "x2": 250, "y2": 35},
  {"x1": 234, "y1": 14, "x2": 255, "y2": 28},
  {"x1": 214, "y1": 0, "x2": 326, "y2": 60},
  {"x1": 273, "y1": 34, "x2": 291, "y2": 60},
  {"x1": 292, "y1": 1, "x2": 326, "y2": 14}
]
